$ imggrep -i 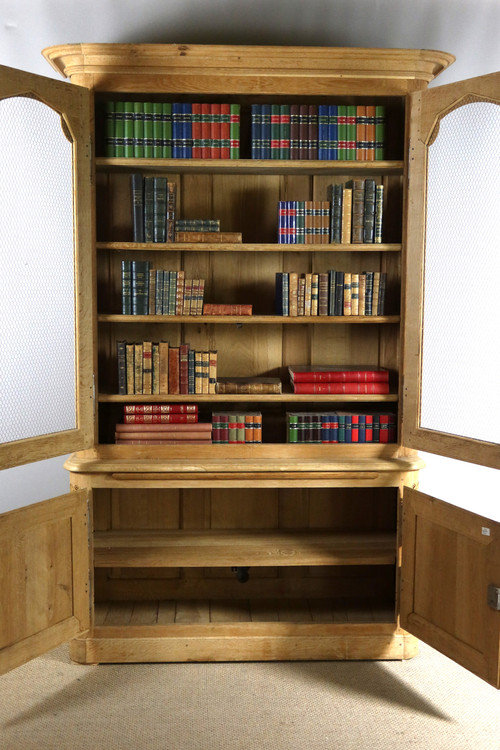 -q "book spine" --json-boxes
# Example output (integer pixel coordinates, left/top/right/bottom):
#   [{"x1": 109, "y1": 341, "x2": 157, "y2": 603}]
[
  {"x1": 153, "y1": 176, "x2": 167, "y2": 243},
  {"x1": 168, "y1": 346, "x2": 180, "y2": 394},
  {"x1": 318, "y1": 105, "x2": 329, "y2": 160},
  {"x1": 279, "y1": 104, "x2": 290, "y2": 159},
  {"x1": 374, "y1": 184, "x2": 384, "y2": 243},
  {"x1": 123, "y1": 101, "x2": 134, "y2": 157},
  {"x1": 230, "y1": 104, "x2": 240, "y2": 159},
  {"x1": 121, "y1": 261, "x2": 132, "y2": 315},
  {"x1": 148, "y1": 271, "x2": 156, "y2": 316},
  {"x1": 271, "y1": 104, "x2": 281, "y2": 160},
  {"x1": 289, "y1": 368, "x2": 389, "y2": 383},
  {"x1": 365, "y1": 105, "x2": 376, "y2": 161},
  {"x1": 251, "y1": 104, "x2": 262, "y2": 159},
  {"x1": 117, "y1": 340, "x2": 127, "y2": 394},
  {"x1": 210, "y1": 103, "x2": 221, "y2": 159},
  {"x1": 202, "y1": 304, "x2": 252, "y2": 315},
  {"x1": 123, "y1": 404, "x2": 198, "y2": 414},
  {"x1": 134, "y1": 343, "x2": 143, "y2": 393},
  {"x1": 337, "y1": 105, "x2": 347, "y2": 160},
  {"x1": 200, "y1": 102, "x2": 211, "y2": 159},
  {"x1": 346, "y1": 106, "x2": 357, "y2": 160},
  {"x1": 363, "y1": 179, "x2": 376, "y2": 243},
  {"x1": 375, "y1": 106, "x2": 386, "y2": 160},
  {"x1": 356, "y1": 105, "x2": 367, "y2": 161},
  {"x1": 142, "y1": 341, "x2": 153, "y2": 394},
  {"x1": 298, "y1": 104, "x2": 309, "y2": 159},
  {"x1": 328, "y1": 104, "x2": 338, "y2": 160},
  {"x1": 290, "y1": 104, "x2": 300, "y2": 159},
  {"x1": 152, "y1": 102, "x2": 163, "y2": 158},
  {"x1": 351, "y1": 179, "x2": 365, "y2": 244},
  {"x1": 158, "y1": 341, "x2": 169, "y2": 393},
  {"x1": 172, "y1": 103, "x2": 183, "y2": 158},
  {"x1": 162, "y1": 102, "x2": 172, "y2": 158},
  {"x1": 191, "y1": 102, "x2": 203, "y2": 158},
  {"x1": 104, "y1": 101, "x2": 115, "y2": 156},
  {"x1": 143, "y1": 176, "x2": 155, "y2": 242},
  {"x1": 130, "y1": 173, "x2": 144, "y2": 243},
  {"x1": 341, "y1": 187, "x2": 352, "y2": 243},
  {"x1": 308, "y1": 104, "x2": 318, "y2": 160},
  {"x1": 126, "y1": 343, "x2": 135, "y2": 394},
  {"x1": 114, "y1": 101, "x2": 125, "y2": 157},
  {"x1": 292, "y1": 382, "x2": 390, "y2": 394},
  {"x1": 131, "y1": 260, "x2": 150, "y2": 315},
  {"x1": 143, "y1": 102, "x2": 154, "y2": 158},
  {"x1": 261, "y1": 104, "x2": 271, "y2": 159}
]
